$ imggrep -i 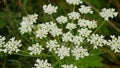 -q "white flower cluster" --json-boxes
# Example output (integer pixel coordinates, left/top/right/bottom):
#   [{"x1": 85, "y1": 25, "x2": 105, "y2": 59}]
[
  {"x1": 78, "y1": 28, "x2": 92, "y2": 37},
  {"x1": 28, "y1": 43, "x2": 44, "y2": 55},
  {"x1": 62, "y1": 64, "x2": 77, "y2": 68},
  {"x1": 71, "y1": 46, "x2": 89, "y2": 60},
  {"x1": 100, "y1": 8, "x2": 118, "y2": 21},
  {"x1": 66, "y1": 23, "x2": 77, "y2": 30},
  {"x1": 0, "y1": 36, "x2": 6, "y2": 52},
  {"x1": 87, "y1": 34, "x2": 107, "y2": 49},
  {"x1": 43, "y1": 4, "x2": 58, "y2": 15},
  {"x1": 56, "y1": 16, "x2": 68, "y2": 24},
  {"x1": 46, "y1": 40, "x2": 60, "y2": 52},
  {"x1": 55, "y1": 46, "x2": 70, "y2": 59},
  {"x1": 62, "y1": 32, "x2": 73, "y2": 42},
  {"x1": 72, "y1": 36, "x2": 84, "y2": 45},
  {"x1": 66, "y1": 0, "x2": 83, "y2": 5},
  {"x1": 79, "y1": 5, "x2": 93, "y2": 14},
  {"x1": 68, "y1": 12, "x2": 80, "y2": 20},
  {"x1": 78, "y1": 18, "x2": 97, "y2": 29},
  {"x1": 3, "y1": 37, "x2": 22, "y2": 54},
  {"x1": 33, "y1": 59, "x2": 53, "y2": 68},
  {"x1": 107, "y1": 35, "x2": 120, "y2": 52},
  {"x1": 36, "y1": 22, "x2": 62, "y2": 39},
  {"x1": 19, "y1": 14, "x2": 38, "y2": 34}
]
